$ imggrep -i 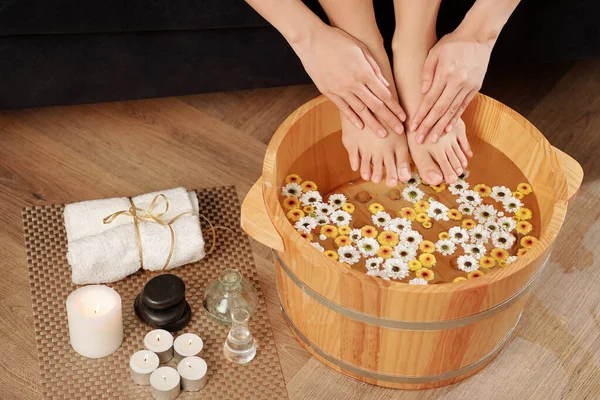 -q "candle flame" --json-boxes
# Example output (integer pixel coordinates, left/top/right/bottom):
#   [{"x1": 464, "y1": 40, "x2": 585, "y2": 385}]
[
  {"x1": 188, "y1": 339, "x2": 192, "y2": 346},
  {"x1": 162, "y1": 375, "x2": 167, "y2": 381},
  {"x1": 94, "y1": 305, "x2": 100, "y2": 314},
  {"x1": 144, "y1": 354, "x2": 148, "y2": 362},
  {"x1": 157, "y1": 334, "x2": 160, "y2": 342},
  {"x1": 187, "y1": 362, "x2": 191, "y2": 369}
]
